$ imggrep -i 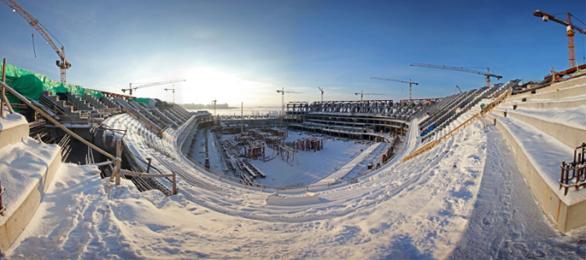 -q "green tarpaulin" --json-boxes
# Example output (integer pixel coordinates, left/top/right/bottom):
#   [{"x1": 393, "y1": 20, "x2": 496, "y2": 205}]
[
  {"x1": 2, "y1": 63, "x2": 153, "y2": 104},
  {"x1": 10, "y1": 74, "x2": 45, "y2": 102},
  {"x1": 130, "y1": 97, "x2": 152, "y2": 105}
]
